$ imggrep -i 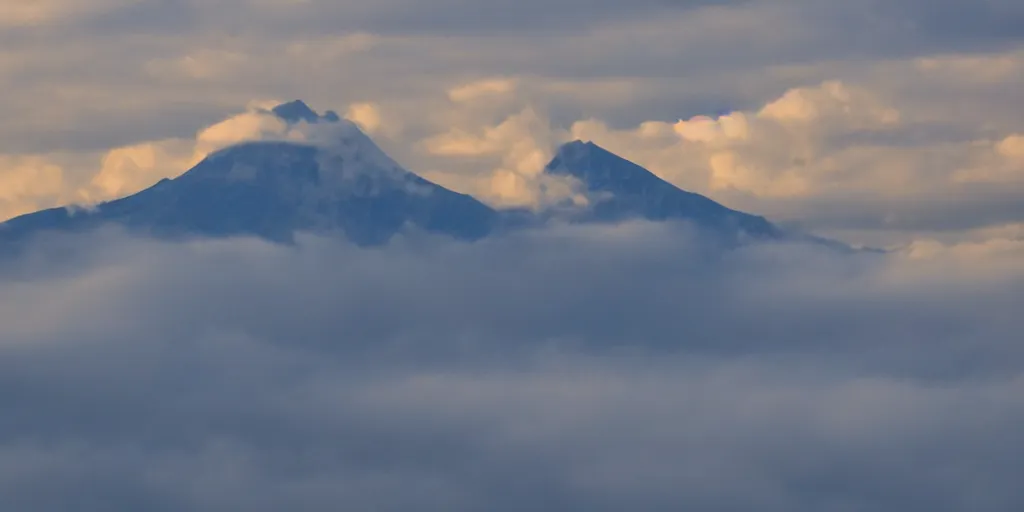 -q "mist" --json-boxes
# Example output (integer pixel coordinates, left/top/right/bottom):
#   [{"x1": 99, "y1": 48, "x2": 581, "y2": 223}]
[{"x1": 1, "y1": 224, "x2": 1022, "y2": 511}]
